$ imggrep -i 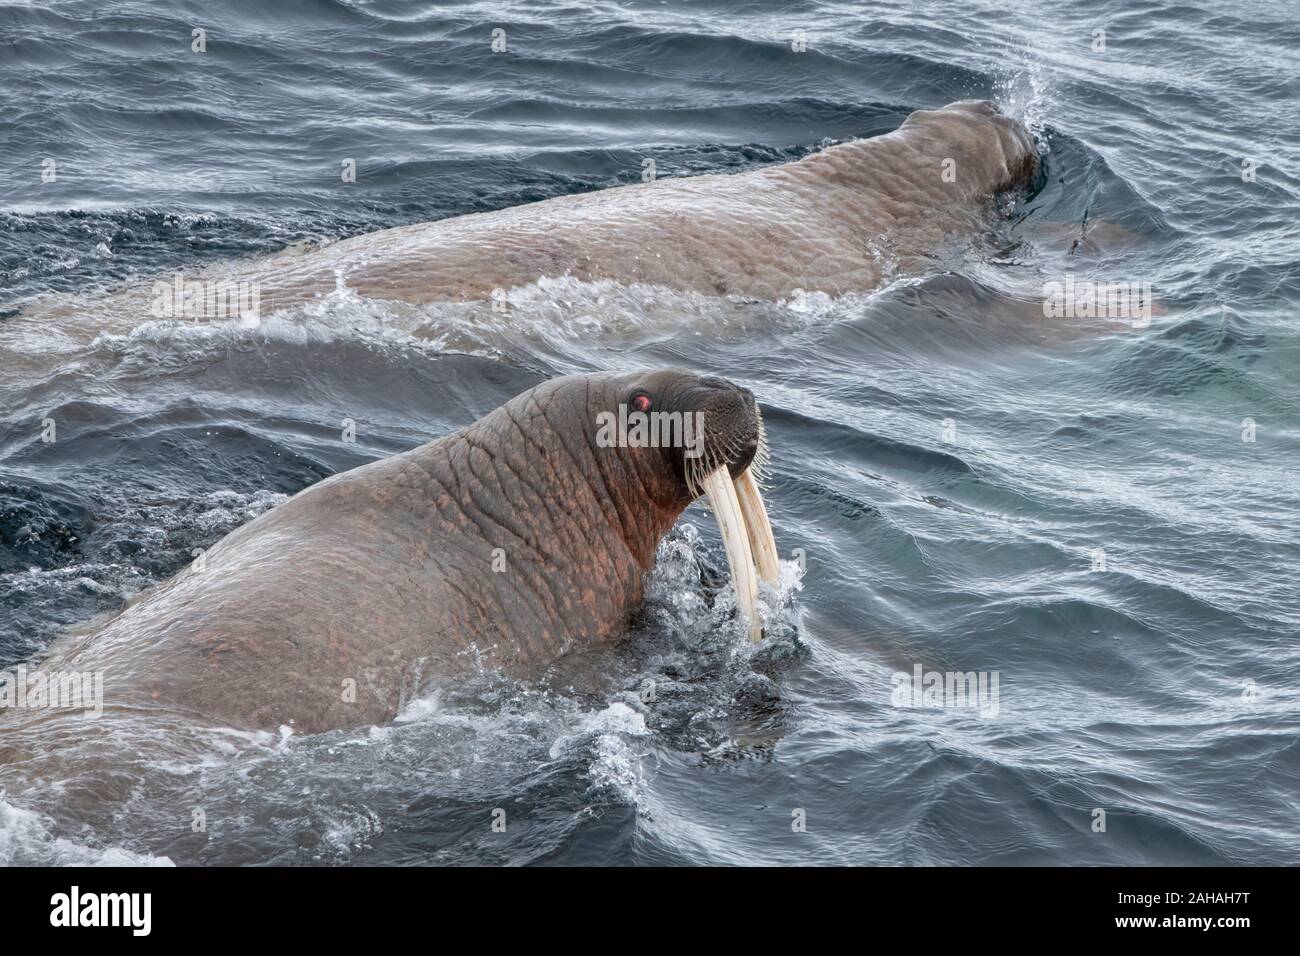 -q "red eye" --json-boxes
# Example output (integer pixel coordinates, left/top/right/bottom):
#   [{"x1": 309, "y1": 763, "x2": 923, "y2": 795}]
[{"x1": 632, "y1": 394, "x2": 652, "y2": 413}]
